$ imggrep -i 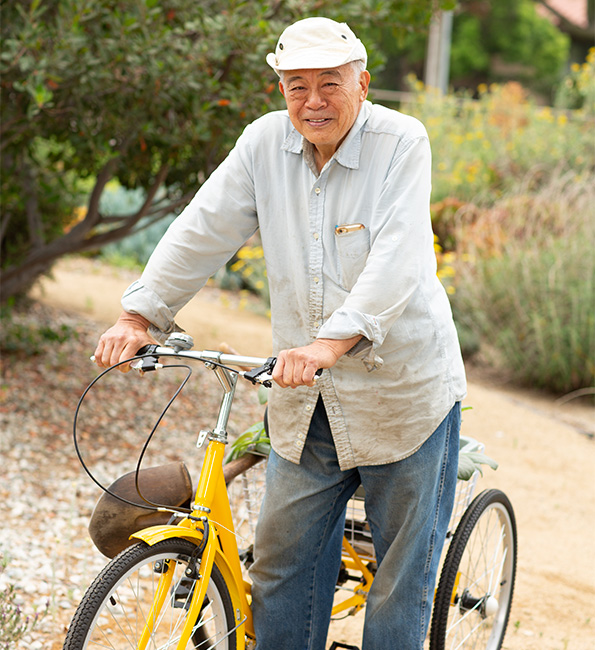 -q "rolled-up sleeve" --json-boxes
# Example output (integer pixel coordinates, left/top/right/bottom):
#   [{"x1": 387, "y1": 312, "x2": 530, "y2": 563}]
[{"x1": 122, "y1": 126, "x2": 260, "y2": 332}]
